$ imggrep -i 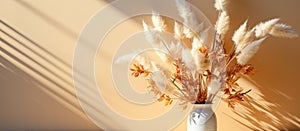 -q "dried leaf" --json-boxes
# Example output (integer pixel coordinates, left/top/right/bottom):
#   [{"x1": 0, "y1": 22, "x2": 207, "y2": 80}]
[
  {"x1": 164, "y1": 96, "x2": 171, "y2": 106},
  {"x1": 157, "y1": 94, "x2": 165, "y2": 102},
  {"x1": 223, "y1": 88, "x2": 230, "y2": 95},
  {"x1": 241, "y1": 64, "x2": 255, "y2": 75},
  {"x1": 130, "y1": 64, "x2": 150, "y2": 77},
  {"x1": 228, "y1": 101, "x2": 235, "y2": 109},
  {"x1": 226, "y1": 89, "x2": 251, "y2": 109}
]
